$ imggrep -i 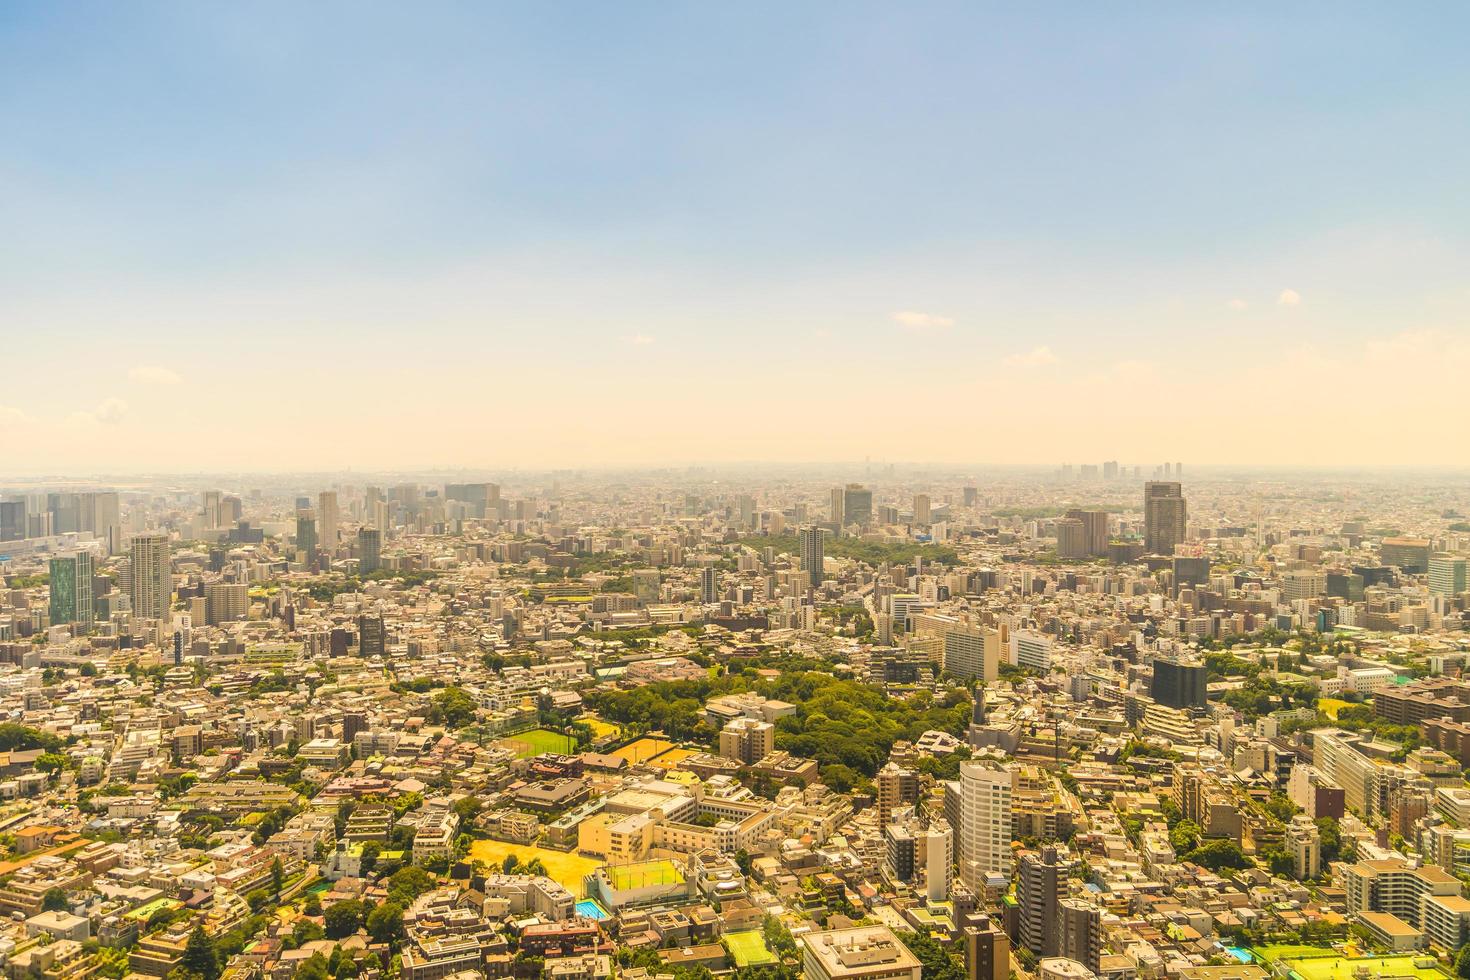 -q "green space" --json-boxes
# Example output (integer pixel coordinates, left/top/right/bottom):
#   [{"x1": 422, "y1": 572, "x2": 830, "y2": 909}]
[
  {"x1": 1269, "y1": 954, "x2": 1447, "y2": 980},
  {"x1": 608, "y1": 859, "x2": 684, "y2": 891},
  {"x1": 495, "y1": 728, "x2": 578, "y2": 758},
  {"x1": 725, "y1": 930, "x2": 776, "y2": 967}
]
